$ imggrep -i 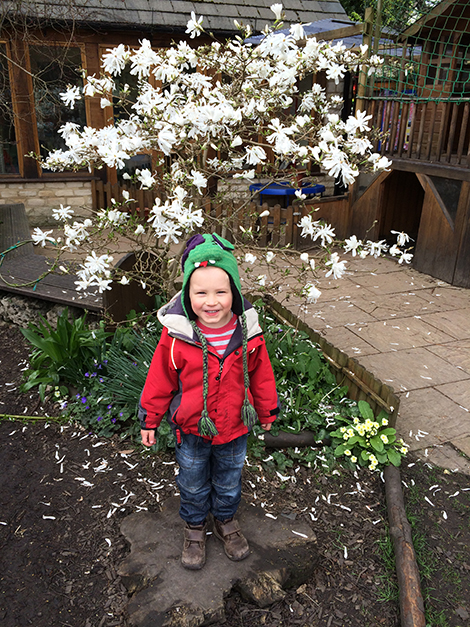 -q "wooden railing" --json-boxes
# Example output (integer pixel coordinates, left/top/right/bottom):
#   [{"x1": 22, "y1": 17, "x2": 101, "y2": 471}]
[
  {"x1": 364, "y1": 98, "x2": 470, "y2": 167},
  {"x1": 92, "y1": 180, "x2": 350, "y2": 250}
]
